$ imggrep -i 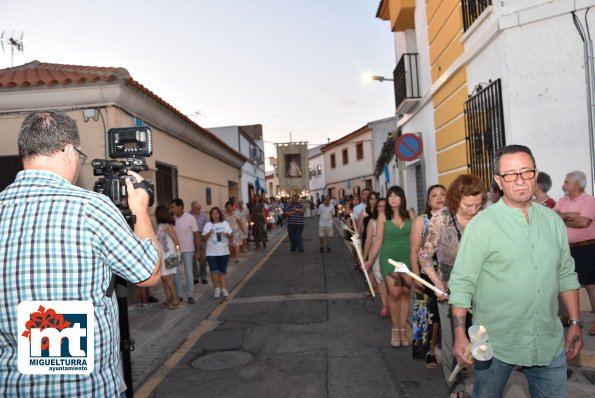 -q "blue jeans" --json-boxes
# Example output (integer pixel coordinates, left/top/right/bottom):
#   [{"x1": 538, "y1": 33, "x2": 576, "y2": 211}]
[
  {"x1": 287, "y1": 223, "x2": 304, "y2": 251},
  {"x1": 174, "y1": 251, "x2": 195, "y2": 299},
  {"x1": 473, "y1": 352, "x2": 567, "y2": 398}
]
